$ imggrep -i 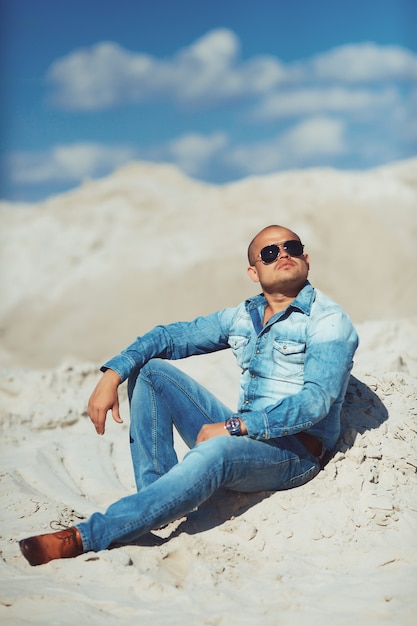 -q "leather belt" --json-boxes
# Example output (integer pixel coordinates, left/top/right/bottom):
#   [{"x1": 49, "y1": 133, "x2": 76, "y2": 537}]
[{"x1": 295, "y1": 431, "x2": 322, "y2": 458}]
